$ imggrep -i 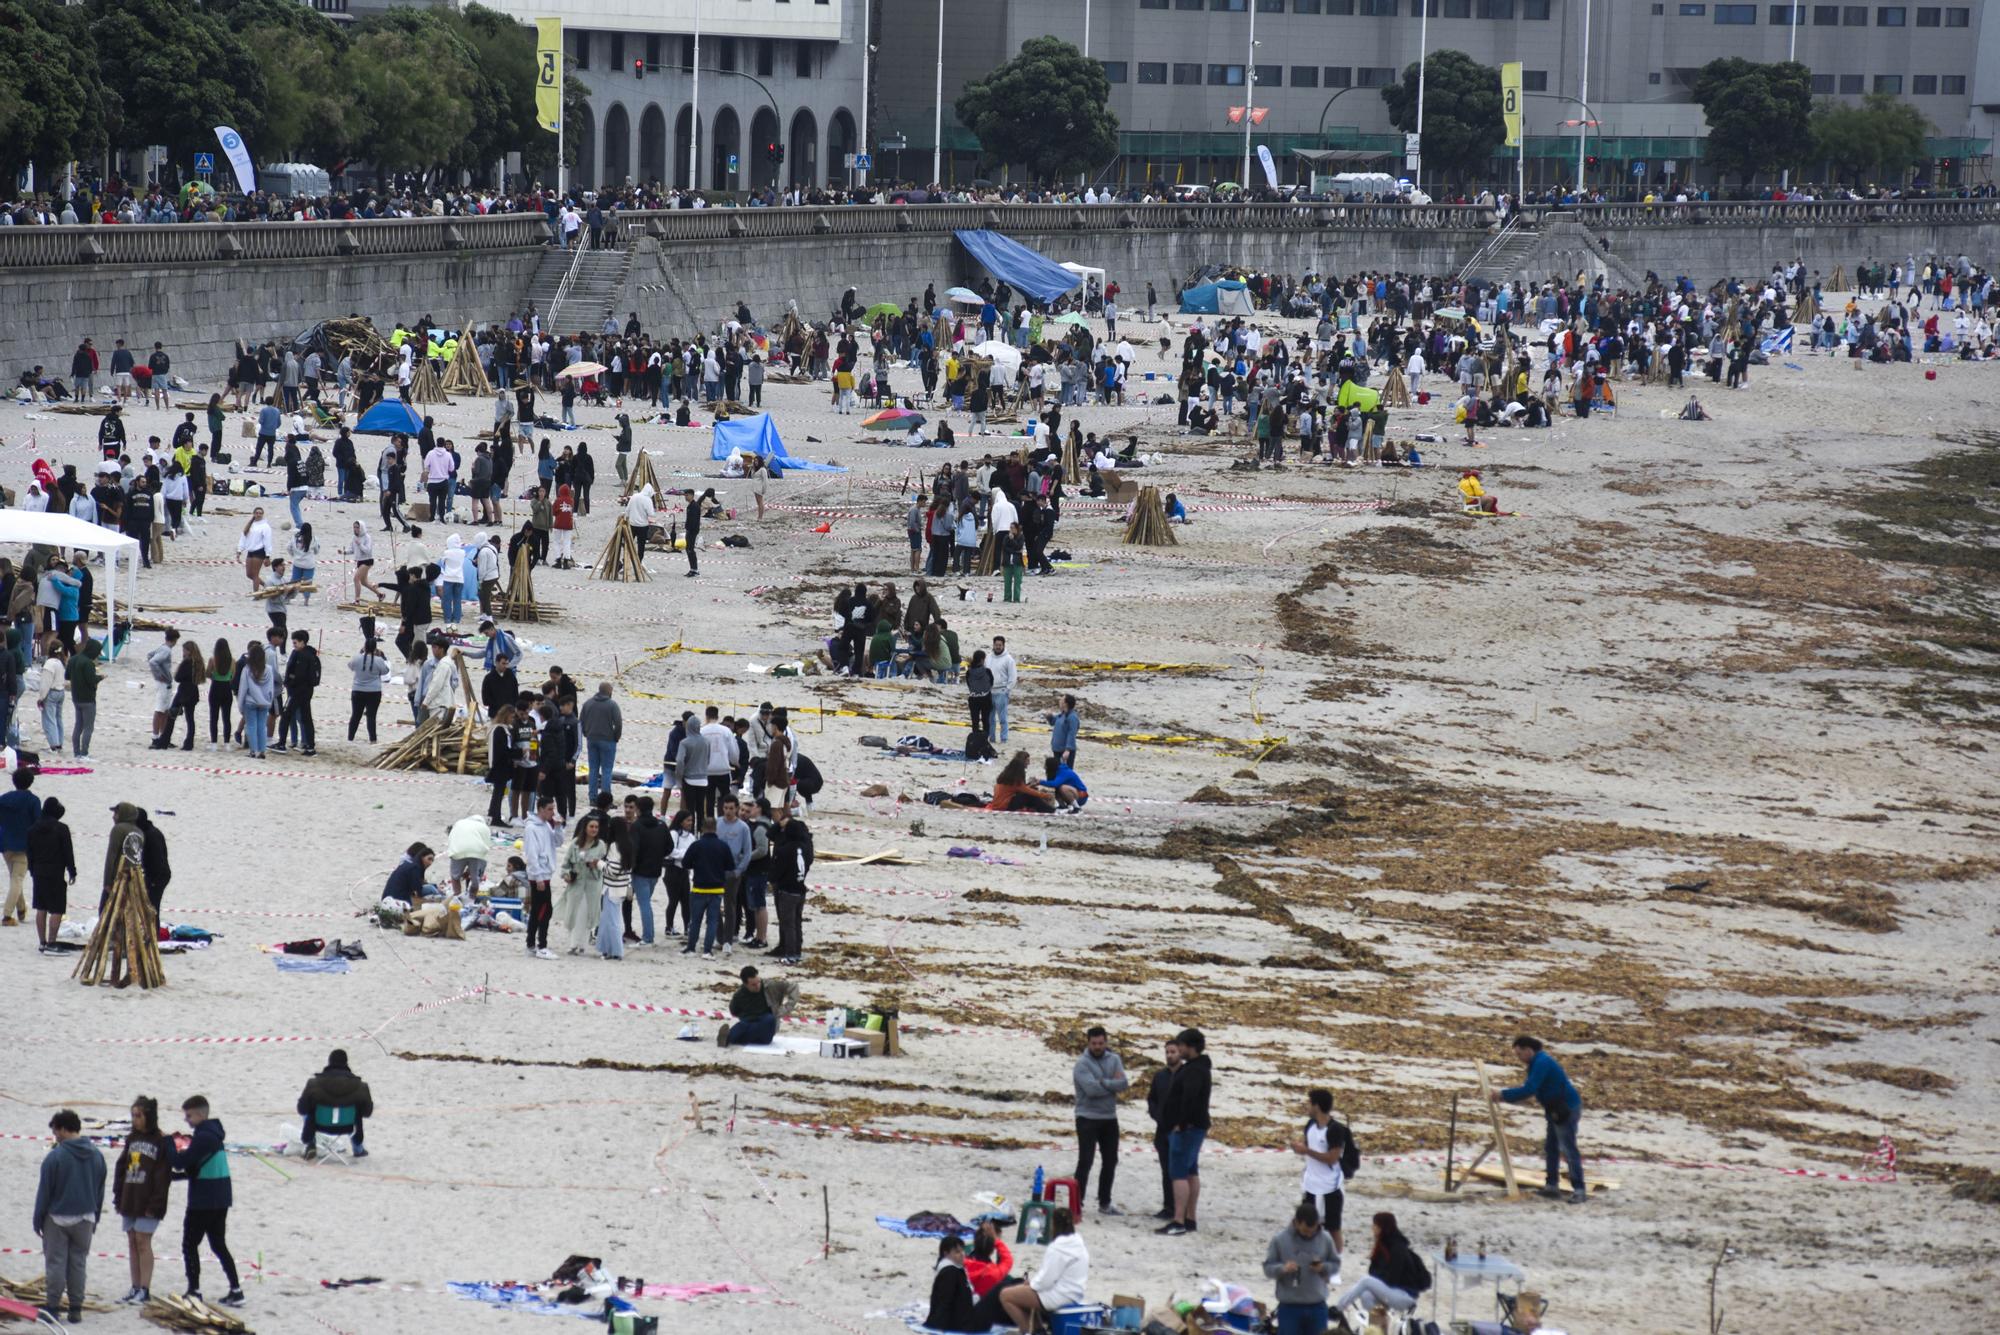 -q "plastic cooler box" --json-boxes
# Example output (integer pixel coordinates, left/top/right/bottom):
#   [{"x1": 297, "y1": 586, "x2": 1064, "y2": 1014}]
[{"x1": 1050, "y1": 1305, "x2": 1108, "y2": 1335}]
